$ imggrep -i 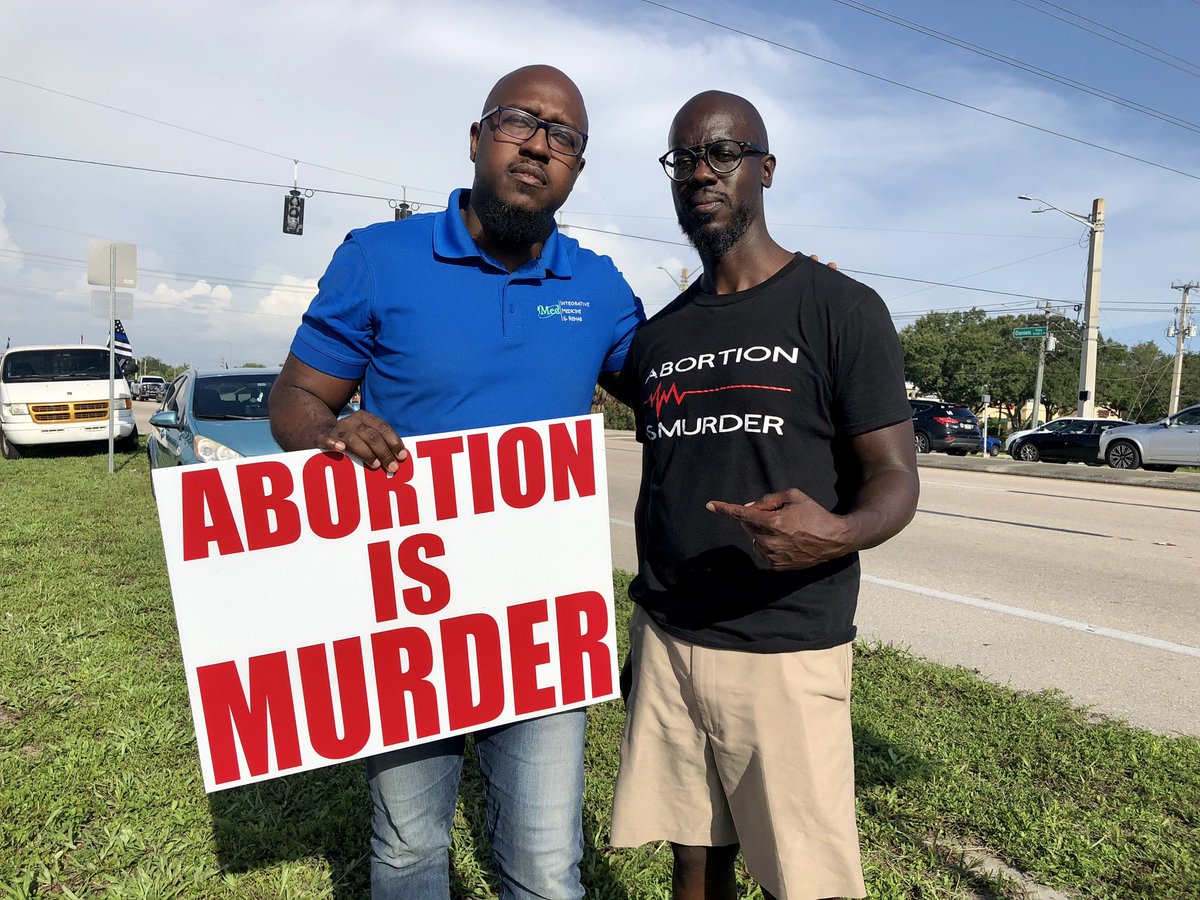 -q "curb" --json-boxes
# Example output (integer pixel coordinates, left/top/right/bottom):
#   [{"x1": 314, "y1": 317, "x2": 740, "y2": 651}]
[{"x1": 915, "y1": 452, "x2": 1200, "y2": 492}]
